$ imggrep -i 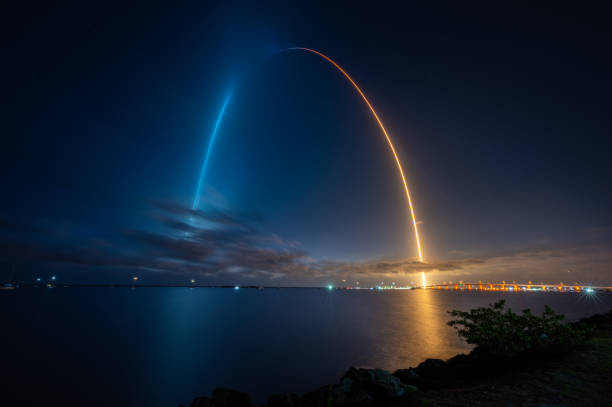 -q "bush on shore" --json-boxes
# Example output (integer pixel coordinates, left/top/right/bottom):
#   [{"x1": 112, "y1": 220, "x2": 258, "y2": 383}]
[{"x1": 447, "y1": 299, "x2": 587, "y2": 358}]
